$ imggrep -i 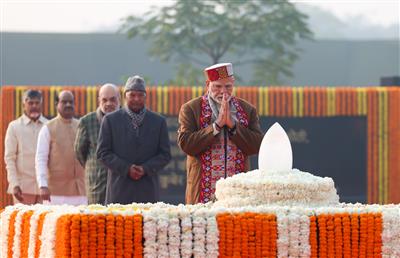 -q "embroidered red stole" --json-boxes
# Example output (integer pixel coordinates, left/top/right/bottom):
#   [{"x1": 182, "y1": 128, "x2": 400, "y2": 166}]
[{"x1": 199, "y1": 95, "x2": 249, "y2": 203}]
